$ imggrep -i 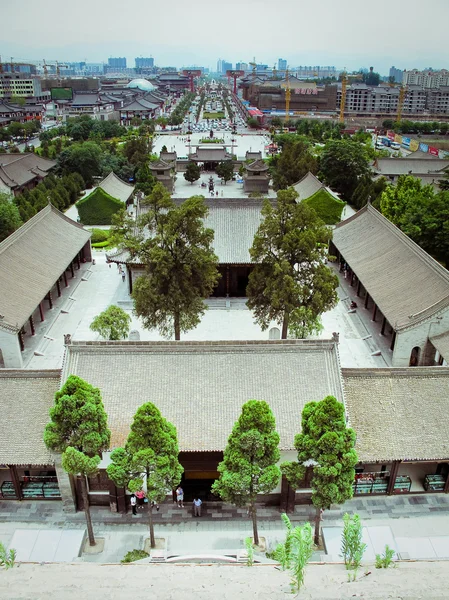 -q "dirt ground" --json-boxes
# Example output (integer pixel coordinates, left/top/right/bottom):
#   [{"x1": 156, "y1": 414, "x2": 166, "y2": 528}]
[{"x1": 1, "y1": 561, "x2": 448, "y2": 599}]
